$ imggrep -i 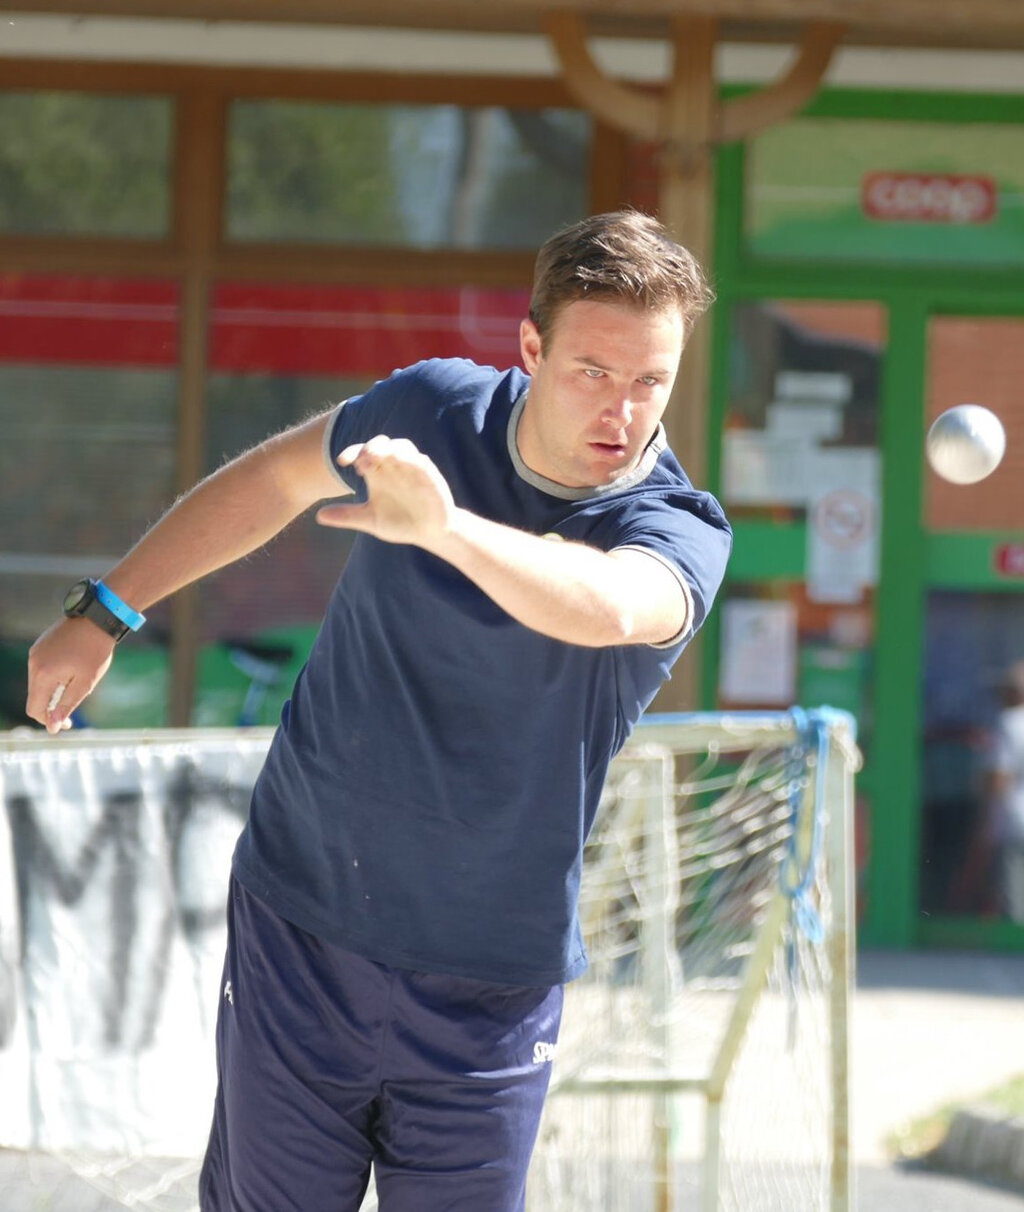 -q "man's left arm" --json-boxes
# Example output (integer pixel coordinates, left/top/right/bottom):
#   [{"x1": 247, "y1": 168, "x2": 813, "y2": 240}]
[
  {"x1": 316, "y1": 435, "x2": 689, "y2": 647},
  {"x1": 434, "y1": 511, "x2": 688, "y2": 647}
]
